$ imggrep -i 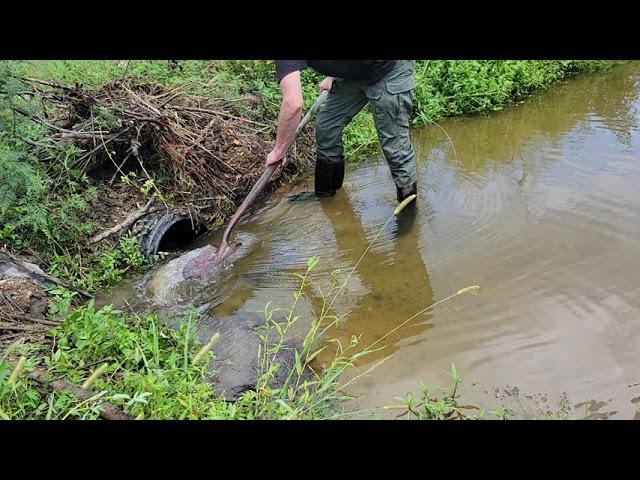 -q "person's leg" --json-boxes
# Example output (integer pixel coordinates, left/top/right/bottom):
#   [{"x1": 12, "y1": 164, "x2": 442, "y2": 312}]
[
  {"x1": 315, "y1": 79, "x2": 368, "y2": 195},
  {"x1": 366, "y1": 60, "x2": 418, "y2": 202}
]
